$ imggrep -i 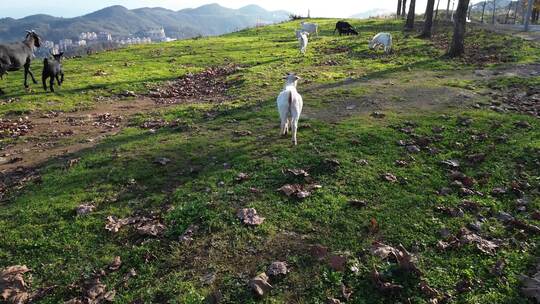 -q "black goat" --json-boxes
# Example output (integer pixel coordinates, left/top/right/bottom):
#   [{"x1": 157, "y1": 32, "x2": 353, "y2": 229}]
[
  {"x1": 334, "y1": 21, "x2": 359, "y2": 36},
  {"x1": 42, "y1": 52, "x2": 64, "y2": 92},
  {"x1": 0, "y1": 30, "x2": 41, "y2": 94}
]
